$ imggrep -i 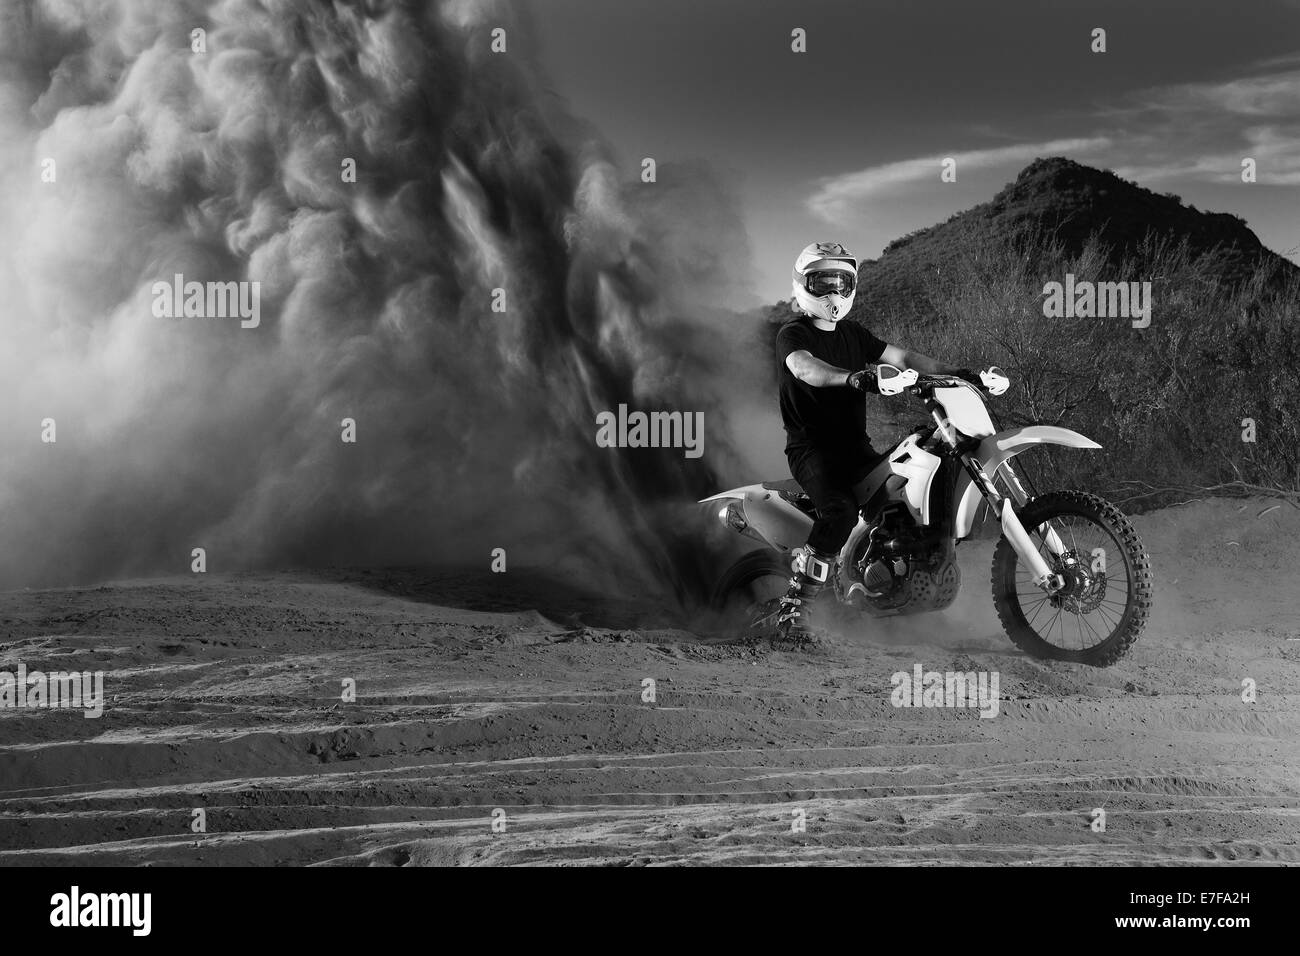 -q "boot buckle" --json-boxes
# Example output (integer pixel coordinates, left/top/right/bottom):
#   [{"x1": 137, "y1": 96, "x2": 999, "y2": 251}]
[{"x1": 791, "y1": 546, "x2": 832, "y2": 583}]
